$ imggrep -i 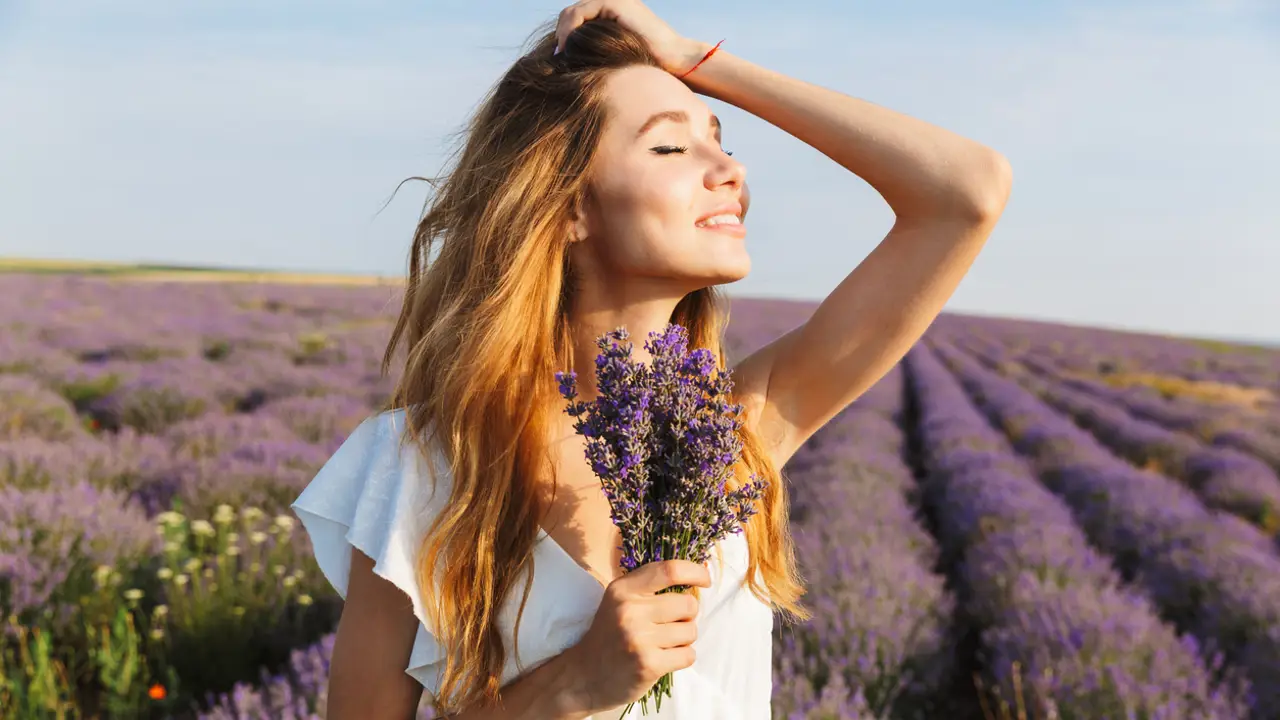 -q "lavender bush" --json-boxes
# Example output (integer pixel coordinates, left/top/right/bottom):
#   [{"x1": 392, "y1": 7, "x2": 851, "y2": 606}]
[
  {"x1": 773, "y1": 367, "x2": 958, "y2": 719},
  {"x1": 962, "y1": 343, "x2": 1280, "y2": 535},
  {"x1": 934, "y1": 340, "x2": 1280, "y2": 716},
  {"x1": 1024, "y1": 357, "x2": 1280, "y2": 486},
  {"x1": 0, "y1": 374, "x2": 87, "y2": 442},
  {"x1": 905, "y1": 344, "x2": 1251, "y2": 717}
]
